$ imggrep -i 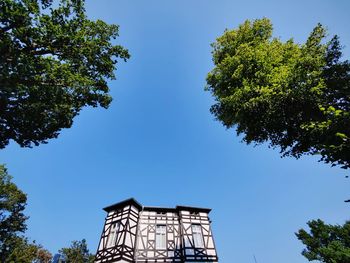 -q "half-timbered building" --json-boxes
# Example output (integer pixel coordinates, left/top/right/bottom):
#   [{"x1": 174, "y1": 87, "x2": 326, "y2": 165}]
[{"x1": 95, "y1": 198, "x2": 218, "y2": 263}]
